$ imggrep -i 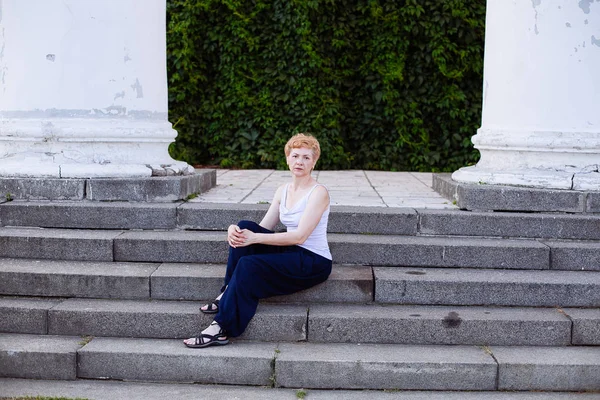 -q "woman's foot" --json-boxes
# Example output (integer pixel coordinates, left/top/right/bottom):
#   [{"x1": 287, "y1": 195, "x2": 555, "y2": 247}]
[
  {"x1": 183, "y1": 321, "x2": 229, "y2": 348},
  {"x1": 200, "y1": 290, "x2": 225, "y2": 314}
]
